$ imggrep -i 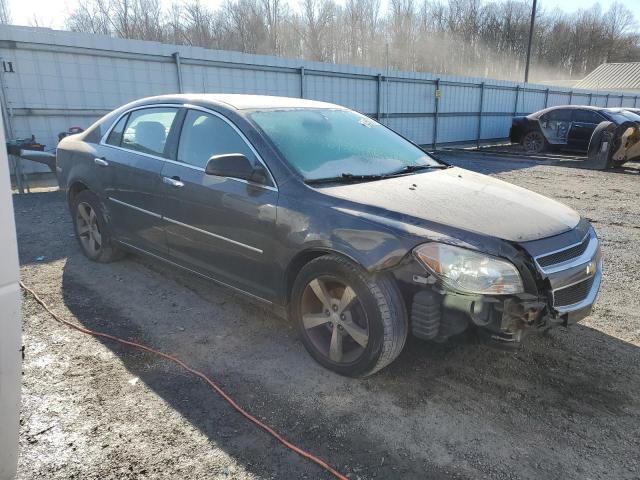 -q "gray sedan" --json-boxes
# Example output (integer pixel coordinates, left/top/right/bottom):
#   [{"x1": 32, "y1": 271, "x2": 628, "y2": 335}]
[{"x1": 56, "y1": 94, "x2": 602, "y2": 376}]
